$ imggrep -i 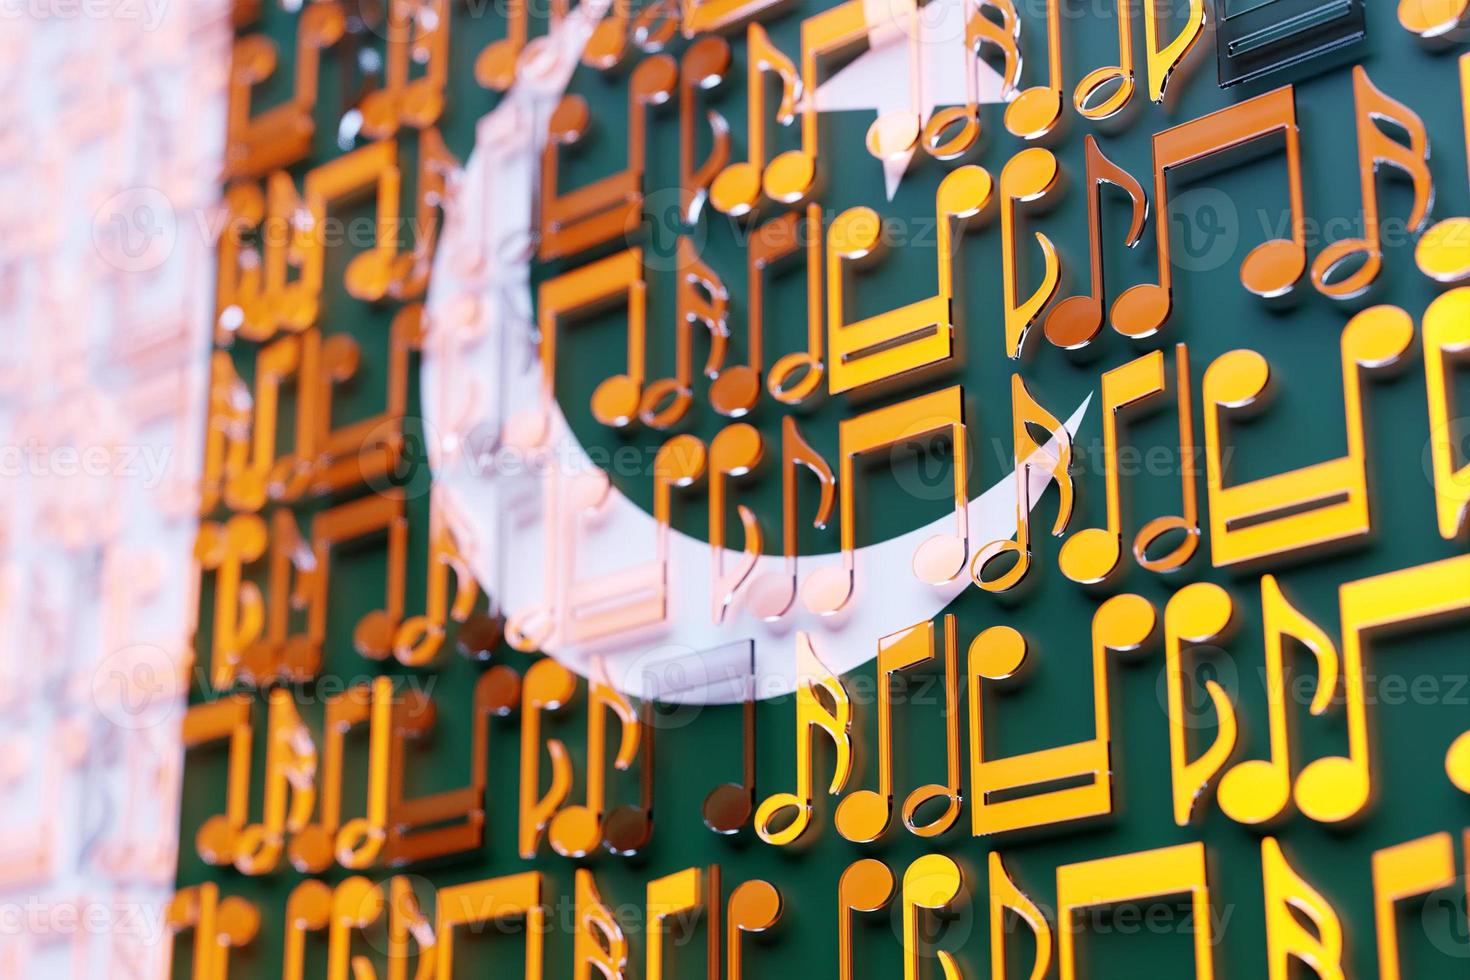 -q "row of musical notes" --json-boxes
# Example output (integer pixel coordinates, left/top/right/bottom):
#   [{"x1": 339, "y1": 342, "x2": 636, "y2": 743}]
[{"x1": 170, "y1": 828, "x2": 1470, "y2": 978}]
